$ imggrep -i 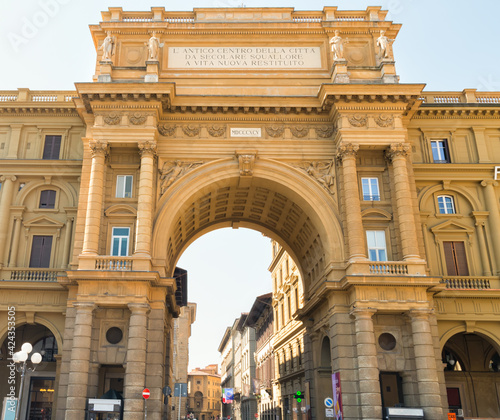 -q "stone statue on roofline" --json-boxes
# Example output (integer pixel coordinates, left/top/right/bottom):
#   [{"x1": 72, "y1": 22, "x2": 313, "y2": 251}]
[
  {"x1": 377, "y1": 30, "x2": 394, "y2": 60},
  {"x1": 145, "y1": 32, "x2": 164, "y2": 61},
  {"x1": 330, "y1": 30, "x2": 348, "y2": 61},
  {"x1": 100, "y1": 31, "x2": 115, "y2": 61}
]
